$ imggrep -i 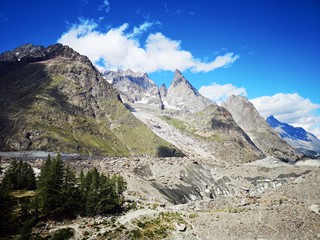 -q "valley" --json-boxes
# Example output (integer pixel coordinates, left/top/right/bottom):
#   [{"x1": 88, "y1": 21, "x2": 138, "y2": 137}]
[{"x1": 1, "y1": 155, "x2": 319, "y2": 239}]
